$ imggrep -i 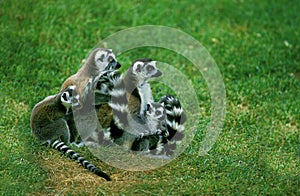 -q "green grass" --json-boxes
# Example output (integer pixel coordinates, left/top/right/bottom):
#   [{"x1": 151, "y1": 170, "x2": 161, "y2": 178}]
[{"x1": 1, "y1": 0, "x2": 299, "y2": 195}]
